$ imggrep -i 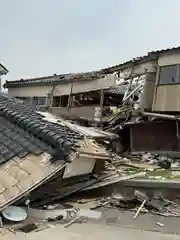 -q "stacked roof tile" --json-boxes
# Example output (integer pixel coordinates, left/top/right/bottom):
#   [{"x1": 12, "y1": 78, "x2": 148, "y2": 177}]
[
  {"x1": 4, "y1": 71, "x2": 105, "y2": 88},
  {"x1": 0, "y1": 93, "x2": 83, "y2": 164}
]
